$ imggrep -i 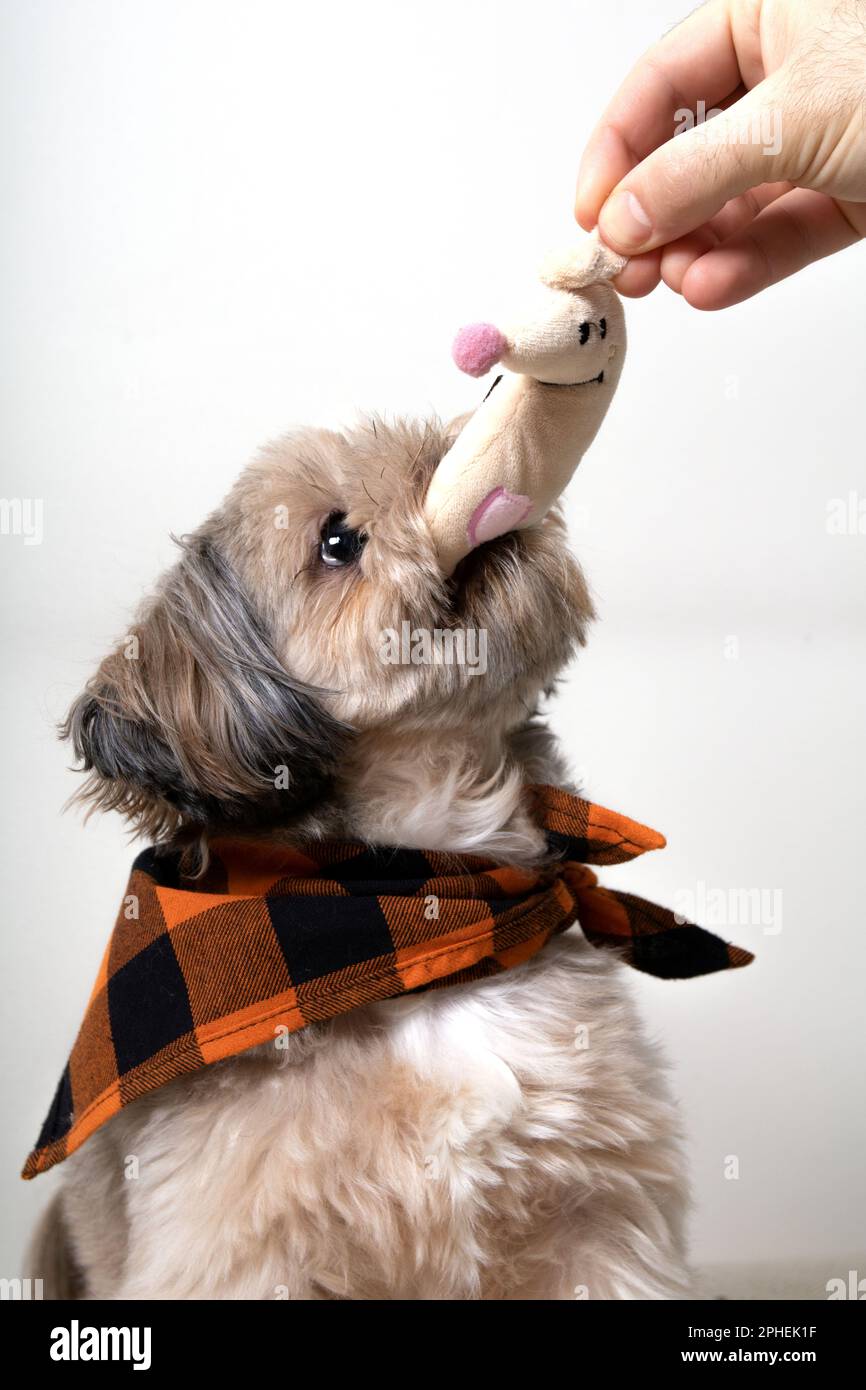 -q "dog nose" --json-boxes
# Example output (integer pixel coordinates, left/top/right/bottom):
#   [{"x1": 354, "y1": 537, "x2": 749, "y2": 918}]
[{"x1": 451, "y1": 323, "x2": 507, "y2": 378}]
